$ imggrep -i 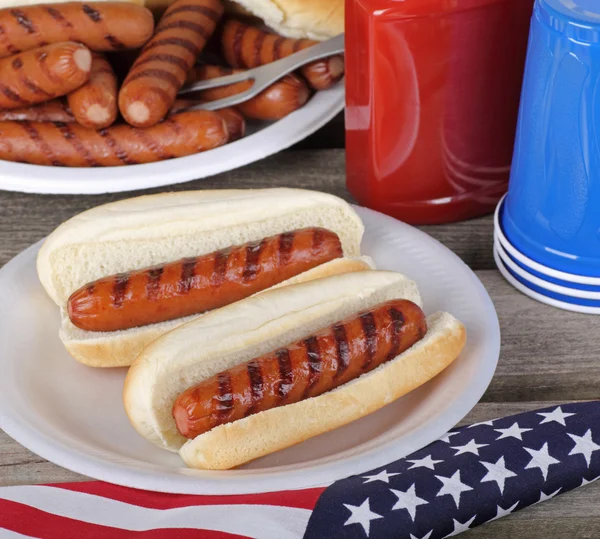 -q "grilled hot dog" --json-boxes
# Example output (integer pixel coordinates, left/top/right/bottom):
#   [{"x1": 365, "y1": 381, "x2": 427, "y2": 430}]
[
  {"x1": 0, "y1": 109, "x2": 228, "y2": 166},
  {"x1": 67, "y1": 52, "x2": 117, "y2": 129},
  {"x1": 171, "y1": 99, "x2": 245, "y2": 141},
  {"x1": 221, "y1": 20, "x2": 344, "y2": 91},
  {"x1": 173, "y1": 299, "x2": 427, "y2": 439},
  {"x1": 0, "y1": 2, "x2": 154, "y2": 58},
  {"x1": 185, "y1": 64, "x2": 310, "y2": 120},
  {"x1": 0, "y1": 42, "x2": 91, "y2": 109},
  {"x1": 0, "y1": 99, "x2": 74, "y2": 122},
  {"x1": 68, "y1": 227, "x2": 342, "y2": 332},
  {"x1": 119, "y1": 0, "x2": 224, "y2": 128}
]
